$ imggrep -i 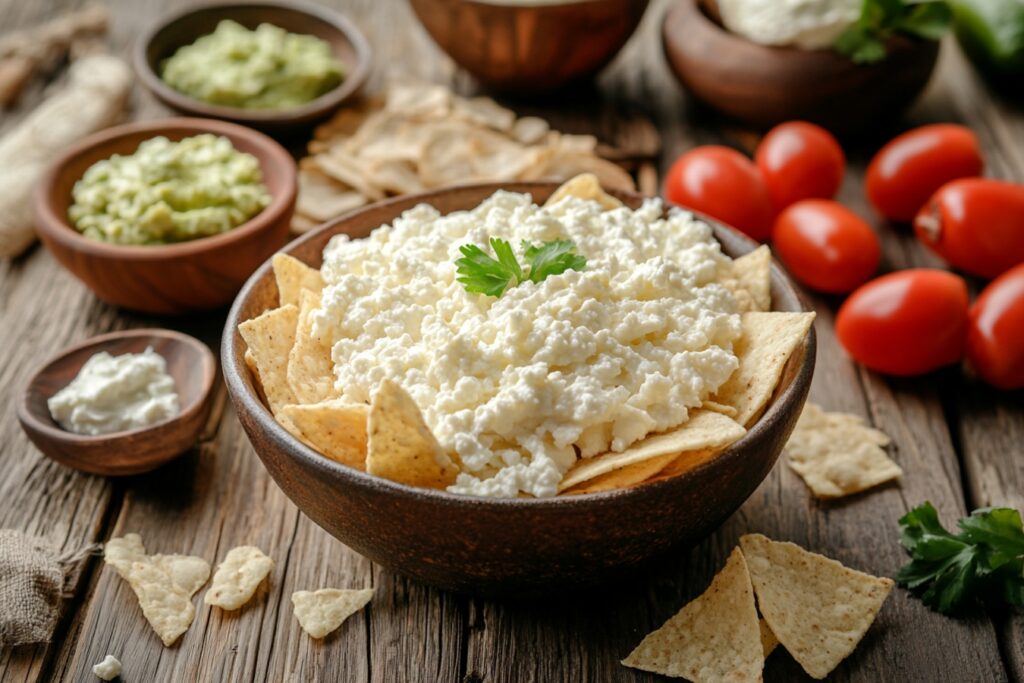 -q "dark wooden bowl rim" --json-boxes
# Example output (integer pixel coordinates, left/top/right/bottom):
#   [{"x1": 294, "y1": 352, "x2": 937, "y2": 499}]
[
  {"x1": 133, "y1": 0, "x2": 371, "y2": 125},
  {"x1": 223, "y1": 182, "x2": 816, "y2": 509},
  {"x1": 19, "y1": 328, "x2": 216, "y2": 443},
  {"x1": 33, "y1": 117, "x2": 297, "y2": 261}
]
